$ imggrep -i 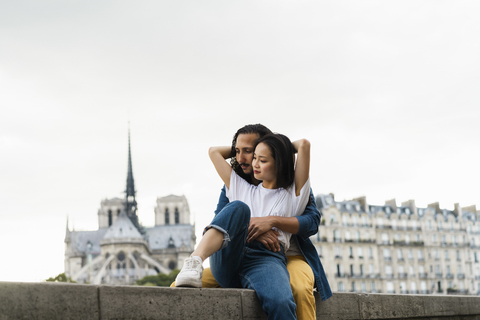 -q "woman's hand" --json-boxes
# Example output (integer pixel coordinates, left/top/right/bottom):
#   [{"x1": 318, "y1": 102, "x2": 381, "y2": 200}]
[
  {"x1": 254, "y1": 229, "x2": 281, "y2": 252},
  {"x1": 247, "y1": 217, "x2": 276, "y2": 242}
]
